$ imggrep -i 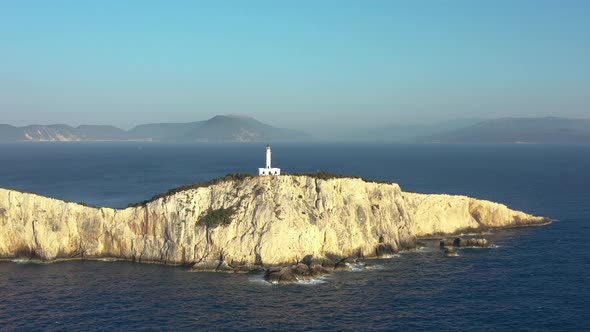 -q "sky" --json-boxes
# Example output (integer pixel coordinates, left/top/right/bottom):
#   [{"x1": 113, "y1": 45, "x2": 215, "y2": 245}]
[{"x1": 0, "y1": 0, "x2": 589, "y2": 137}]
